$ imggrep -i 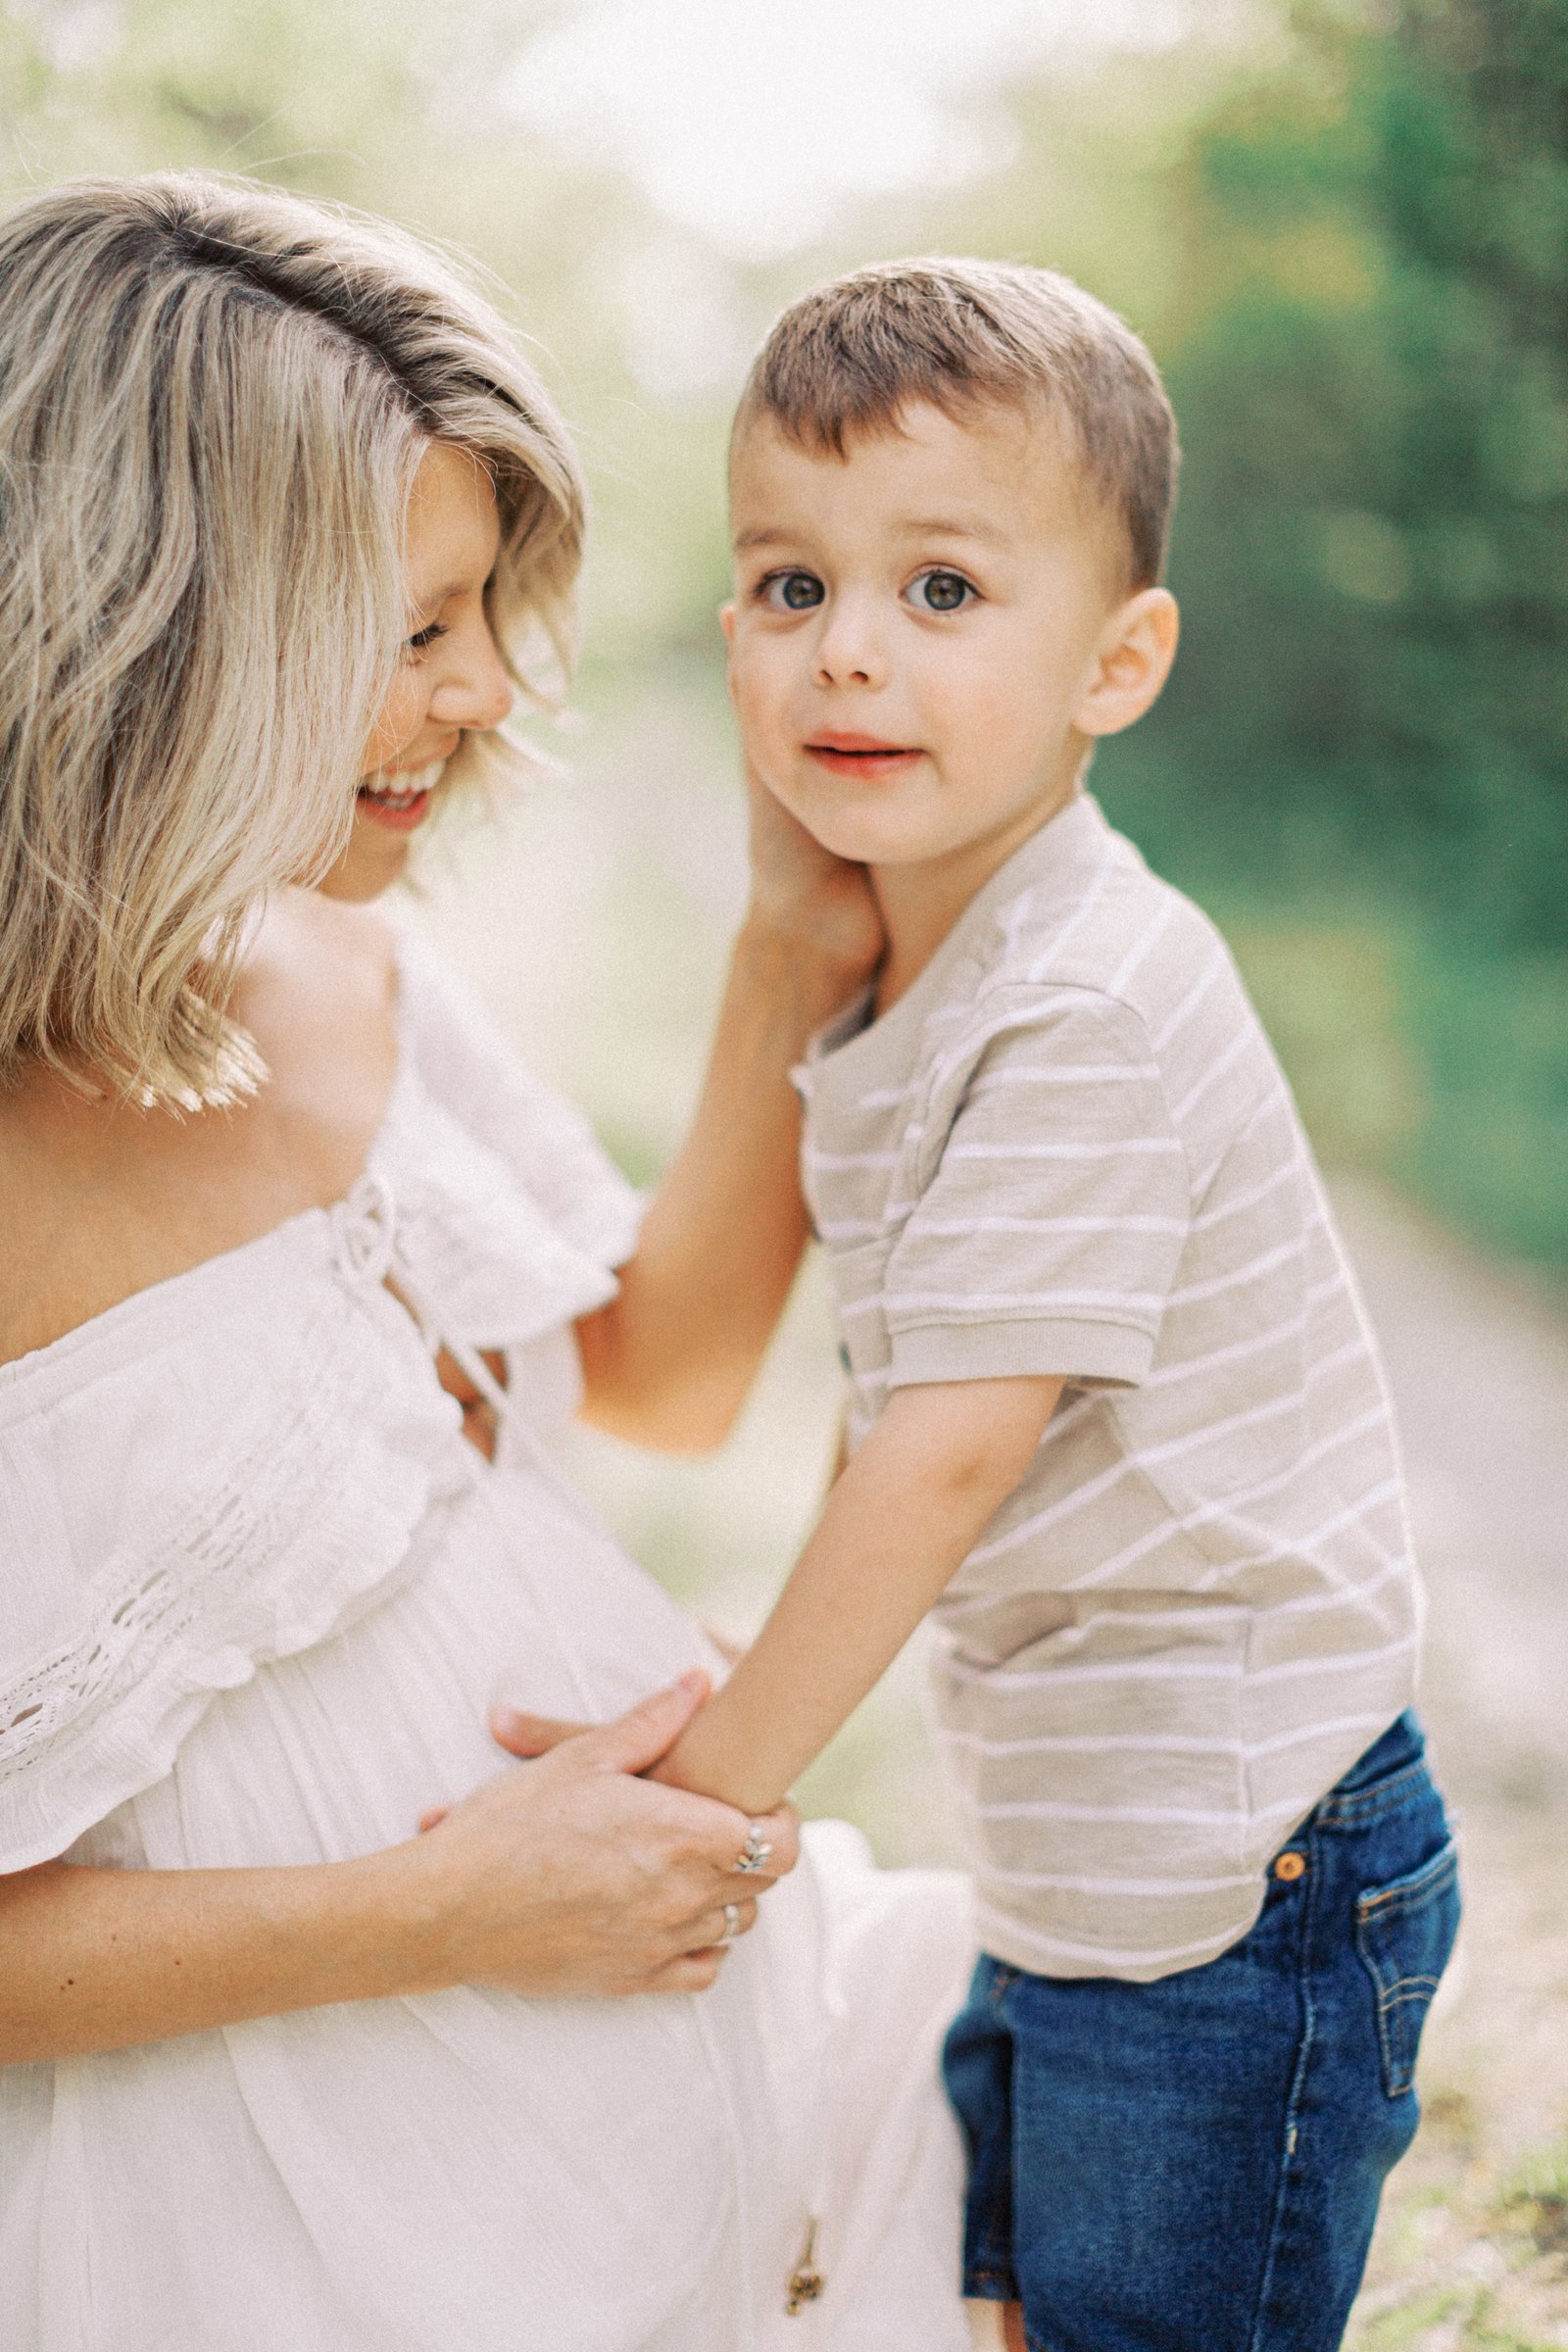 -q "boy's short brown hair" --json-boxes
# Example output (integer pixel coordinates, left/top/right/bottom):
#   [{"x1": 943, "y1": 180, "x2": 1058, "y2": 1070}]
[{"x1": 735, "y1": 256, "x2": 1178, "y2": 588}]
